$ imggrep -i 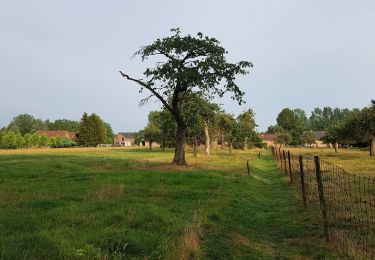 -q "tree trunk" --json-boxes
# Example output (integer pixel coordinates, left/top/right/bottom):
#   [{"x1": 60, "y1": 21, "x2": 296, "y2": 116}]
[
  {"x1": 243, "y1": 137, "x2": 248, "y2": 151},
  {"x1": 162, "y1": 138, "x2": 165, "y2": 152},
  {"x1": 370, "y1": 136, "x2": 375, "y2": 156},
  {"x1": 334, "y1": 142, "x2": 338, "y2": 153},
  {"x1": 221, "y1": 134, "x2": 224, "y2": 149},
  {"x1": 229, "y1": 142, "x2": 233, "y2": 154},
  {"x1": 204, "y1": 120, "x2": 210, "y2": 157},
  {"x1": 149, "y1": 141, "x2": 152, "y2": 150},
  {"x1": 172, "y1": 123, "x2": 187, "y2": 165}
]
